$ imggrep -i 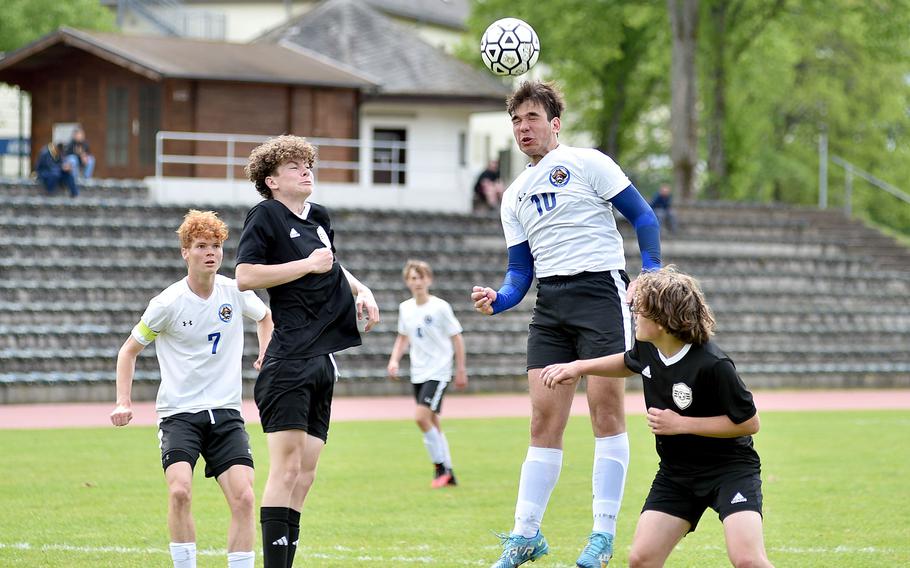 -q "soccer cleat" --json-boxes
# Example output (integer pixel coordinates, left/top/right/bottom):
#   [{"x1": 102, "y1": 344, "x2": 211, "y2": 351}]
[
  {"x1": 491, "y1": 531, "x2": 549, "y2": 567},
  {"x1": 431, "y1": 467, "x2": 454, "y2": 488},
  {"x1": 446, "y1": 470, "x2": 458, "y2": 486},
  {"x1": 575, "y1": 531, "x2": 614, "y2": 568}
]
